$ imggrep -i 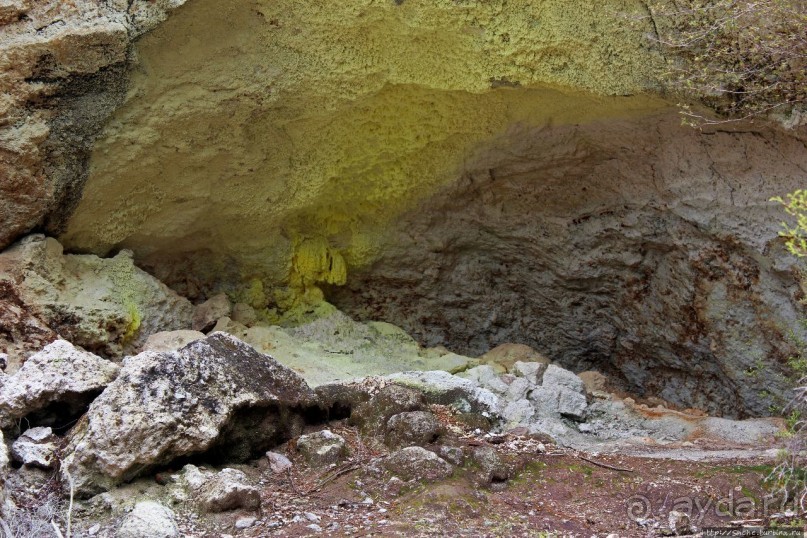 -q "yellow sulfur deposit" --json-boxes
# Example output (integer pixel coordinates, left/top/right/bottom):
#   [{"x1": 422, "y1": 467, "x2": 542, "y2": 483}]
[{"x1": 62, "y1": 0, "x2": 667, "y2": 309}]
